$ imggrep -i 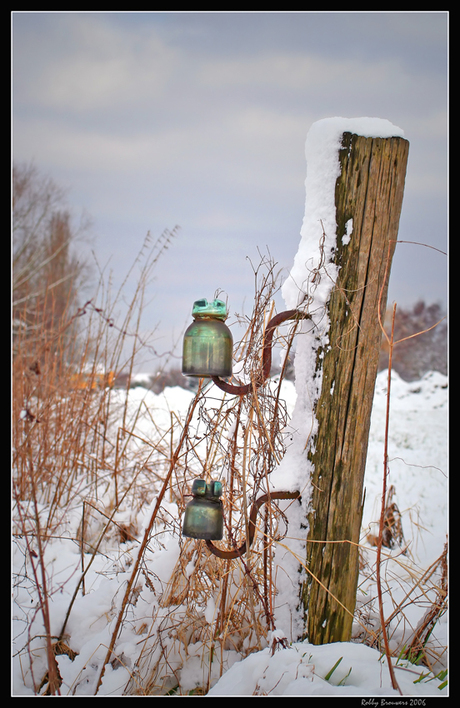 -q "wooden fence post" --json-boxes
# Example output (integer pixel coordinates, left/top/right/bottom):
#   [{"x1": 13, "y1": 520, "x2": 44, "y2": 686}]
[{"x1": 302, "y1": 131, "x2": 409, "y2": 644}]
